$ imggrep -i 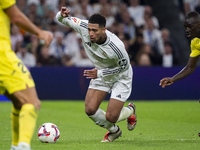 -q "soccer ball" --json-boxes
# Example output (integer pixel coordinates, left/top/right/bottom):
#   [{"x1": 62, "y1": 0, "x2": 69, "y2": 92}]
[{"x1": 38, "y1": 123, "x2": 60, "y2": 143}]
